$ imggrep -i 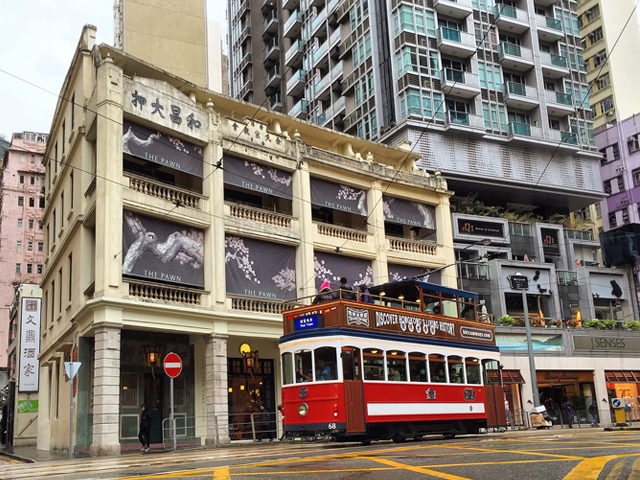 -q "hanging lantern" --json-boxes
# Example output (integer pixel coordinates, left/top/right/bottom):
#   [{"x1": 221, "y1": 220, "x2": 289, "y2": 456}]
[{"x1": 143, "y1": 344, "x2": 162, "y2": 367}]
